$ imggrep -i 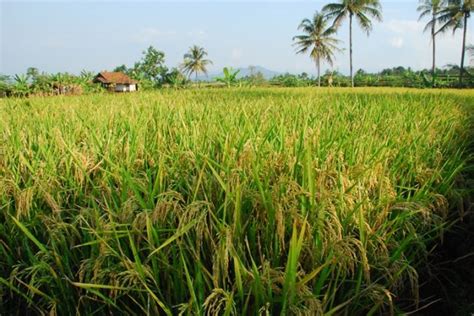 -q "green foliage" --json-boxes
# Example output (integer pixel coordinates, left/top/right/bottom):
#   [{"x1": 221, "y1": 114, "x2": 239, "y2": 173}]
[
  {"x1": 11, "y1": 74, "x2": 31, "y2": 97},
  {"x1": 132, "y1": 46, "x2": 168, "y2": 87},
  {"x1": 270, "y1": 73, "x2": 315, "y2": 87},
  {"x1": 0, "y1": 74, "x2": 11, "y2": 97},
  {"x1": 215, "y1": 67, "x2": 241, "y2": 87},
  {"x1": 113, "y1": 64, "x2": 130, "y2": 74},
  {"x1": 241, "y1": 68, "x2": 267, "y2": 86},
  {"x1": 163, "y1": 68, "x2": 188, "y2": 89},
  {"x1": 347, "y1": 66, "x2": 474, "y2": 88}
]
